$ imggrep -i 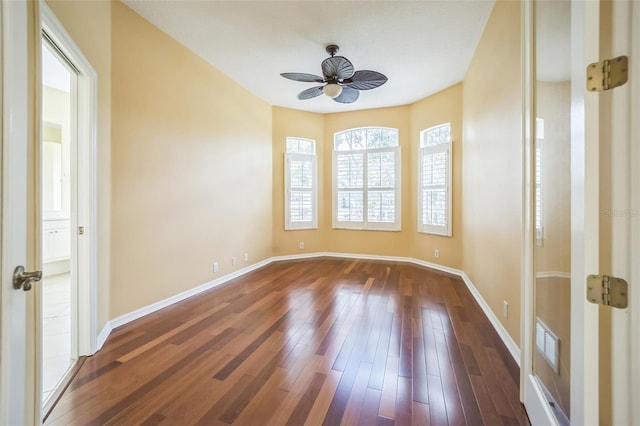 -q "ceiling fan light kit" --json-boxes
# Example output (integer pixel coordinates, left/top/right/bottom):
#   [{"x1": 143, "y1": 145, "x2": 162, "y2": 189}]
[
  {"x1": 281, "y1": 44, "x2": 388, "y2": 104},
  {"x1": 323, "y1": 83, "x2": 343, "y2": 98}
]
